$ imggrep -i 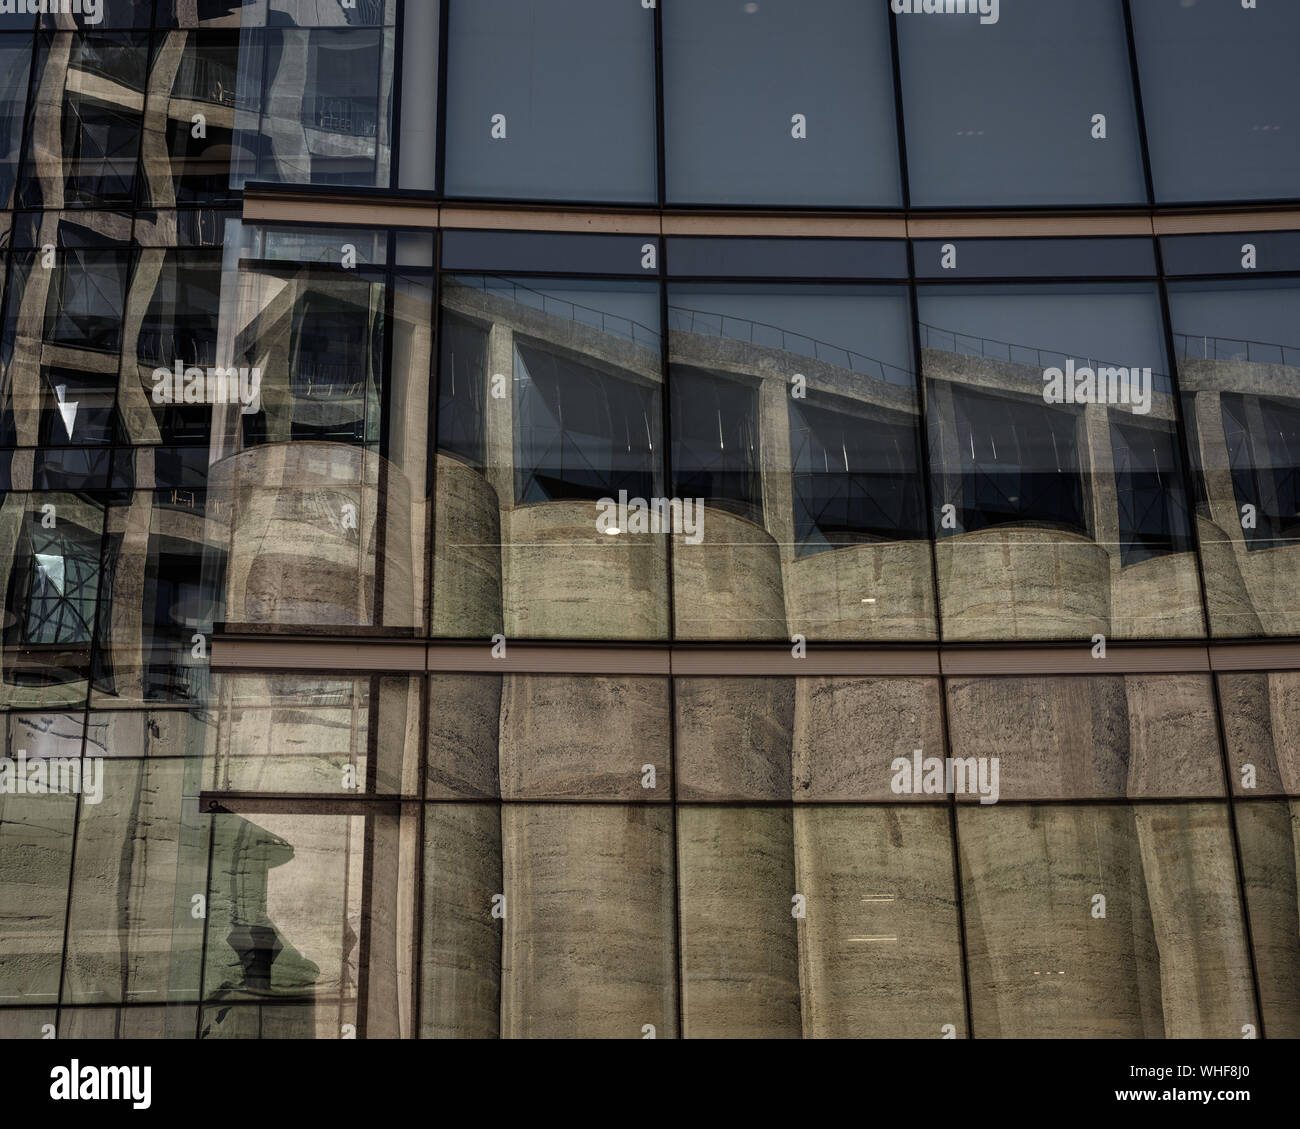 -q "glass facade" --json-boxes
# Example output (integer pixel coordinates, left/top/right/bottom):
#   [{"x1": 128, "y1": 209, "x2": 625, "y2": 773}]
[{"x1": 0, "y1": 1, "x2": 1298, "y2": 1043}]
